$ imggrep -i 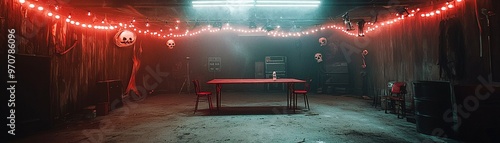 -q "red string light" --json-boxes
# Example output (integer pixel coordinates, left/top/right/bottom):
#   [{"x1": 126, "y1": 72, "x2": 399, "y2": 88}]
[{"x1": 14, "y1": 0, "x2": 465, "y2": 39}]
